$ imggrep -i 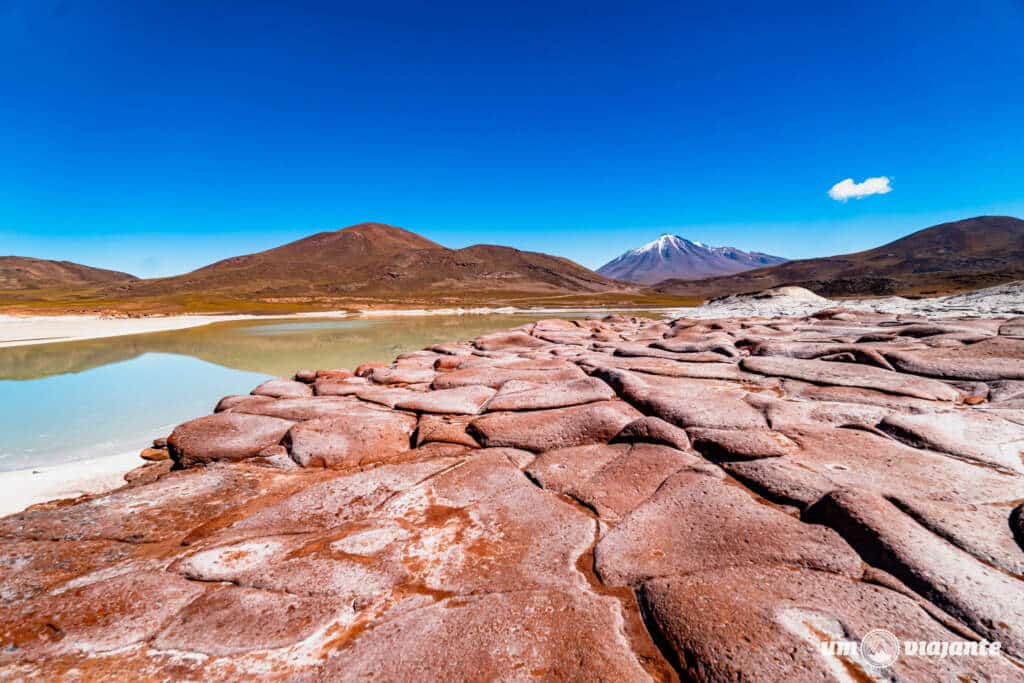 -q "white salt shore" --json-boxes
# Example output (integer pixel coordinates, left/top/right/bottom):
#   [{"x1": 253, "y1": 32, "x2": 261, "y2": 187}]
[
  {"x1": 665, "y1": 282, "x2": 1024, "y2": 319},
  {"x1": 0, "y1": 311, "x2": 348, "y2": 348},
  {"x1": 0, "y1": 451, "x2": 141, "y2": 517}
]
